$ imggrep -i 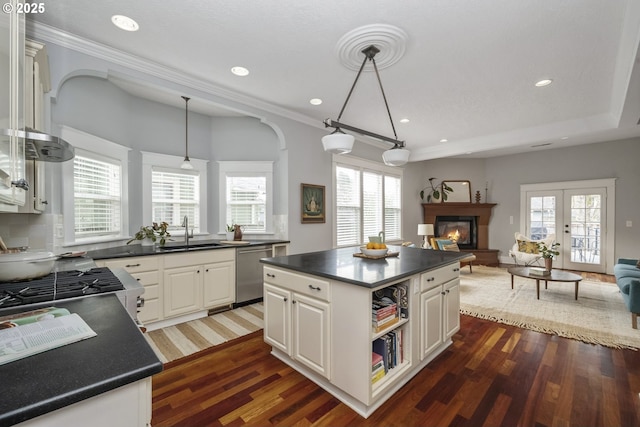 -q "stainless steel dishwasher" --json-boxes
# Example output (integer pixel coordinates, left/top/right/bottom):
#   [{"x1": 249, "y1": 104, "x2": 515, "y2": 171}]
[{"x1": 235, "y1": 244, "x2": 272, "y2": 306}]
